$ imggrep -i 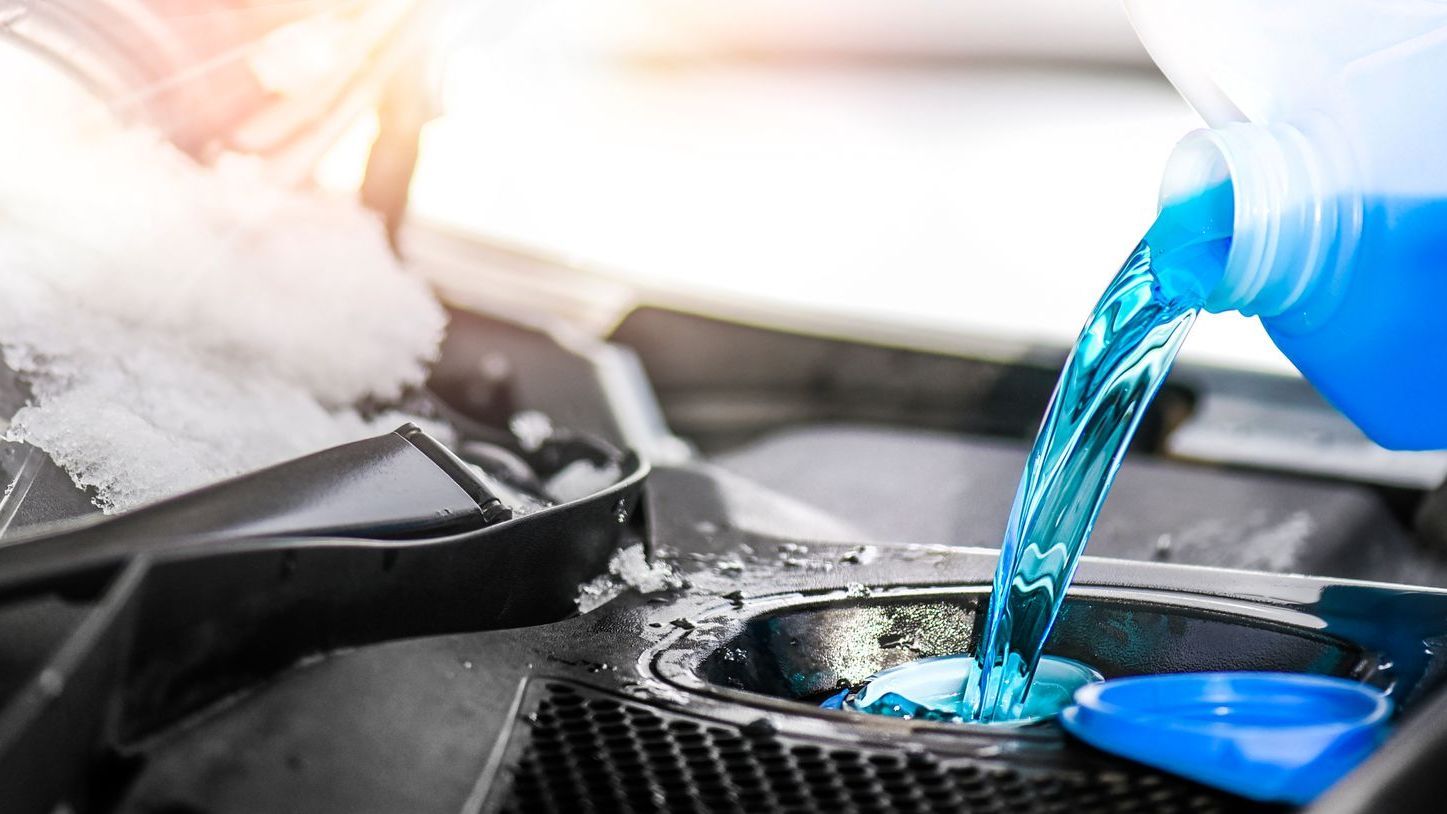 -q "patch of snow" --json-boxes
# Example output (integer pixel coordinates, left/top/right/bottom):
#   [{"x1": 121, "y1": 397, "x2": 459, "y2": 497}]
[
  {"x1": 545, "y1": 458, "x2": 622, "y2": 503},
  {"x1": 509, "y1": 410, "x2": 554, "y2": 452},
  {"x1": 576, "y1": 544, "x2": 683, "y2": 613},
  {"x1": 0, "y1": 53, "x2": 446, "y2": 512}
]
